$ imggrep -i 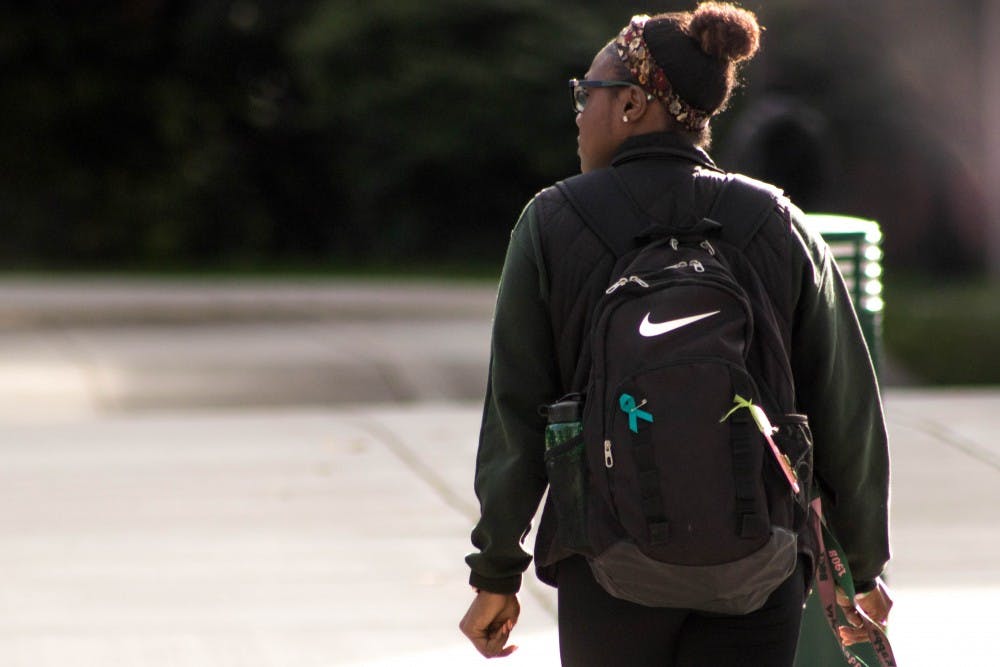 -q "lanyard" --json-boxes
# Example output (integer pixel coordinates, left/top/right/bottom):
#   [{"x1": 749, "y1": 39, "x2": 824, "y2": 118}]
[{"x1": 810, "y1": 498, "x2": 897, "y2": 667}]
